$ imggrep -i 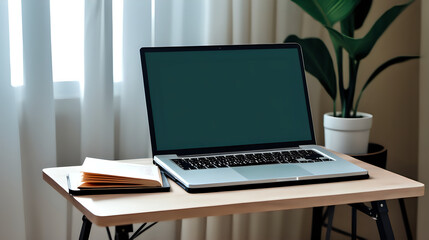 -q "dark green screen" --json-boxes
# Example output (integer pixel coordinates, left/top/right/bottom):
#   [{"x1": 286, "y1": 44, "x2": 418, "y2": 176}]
[{"x1": 145, "y1": 48, "x2": 313, "y2": 151}]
